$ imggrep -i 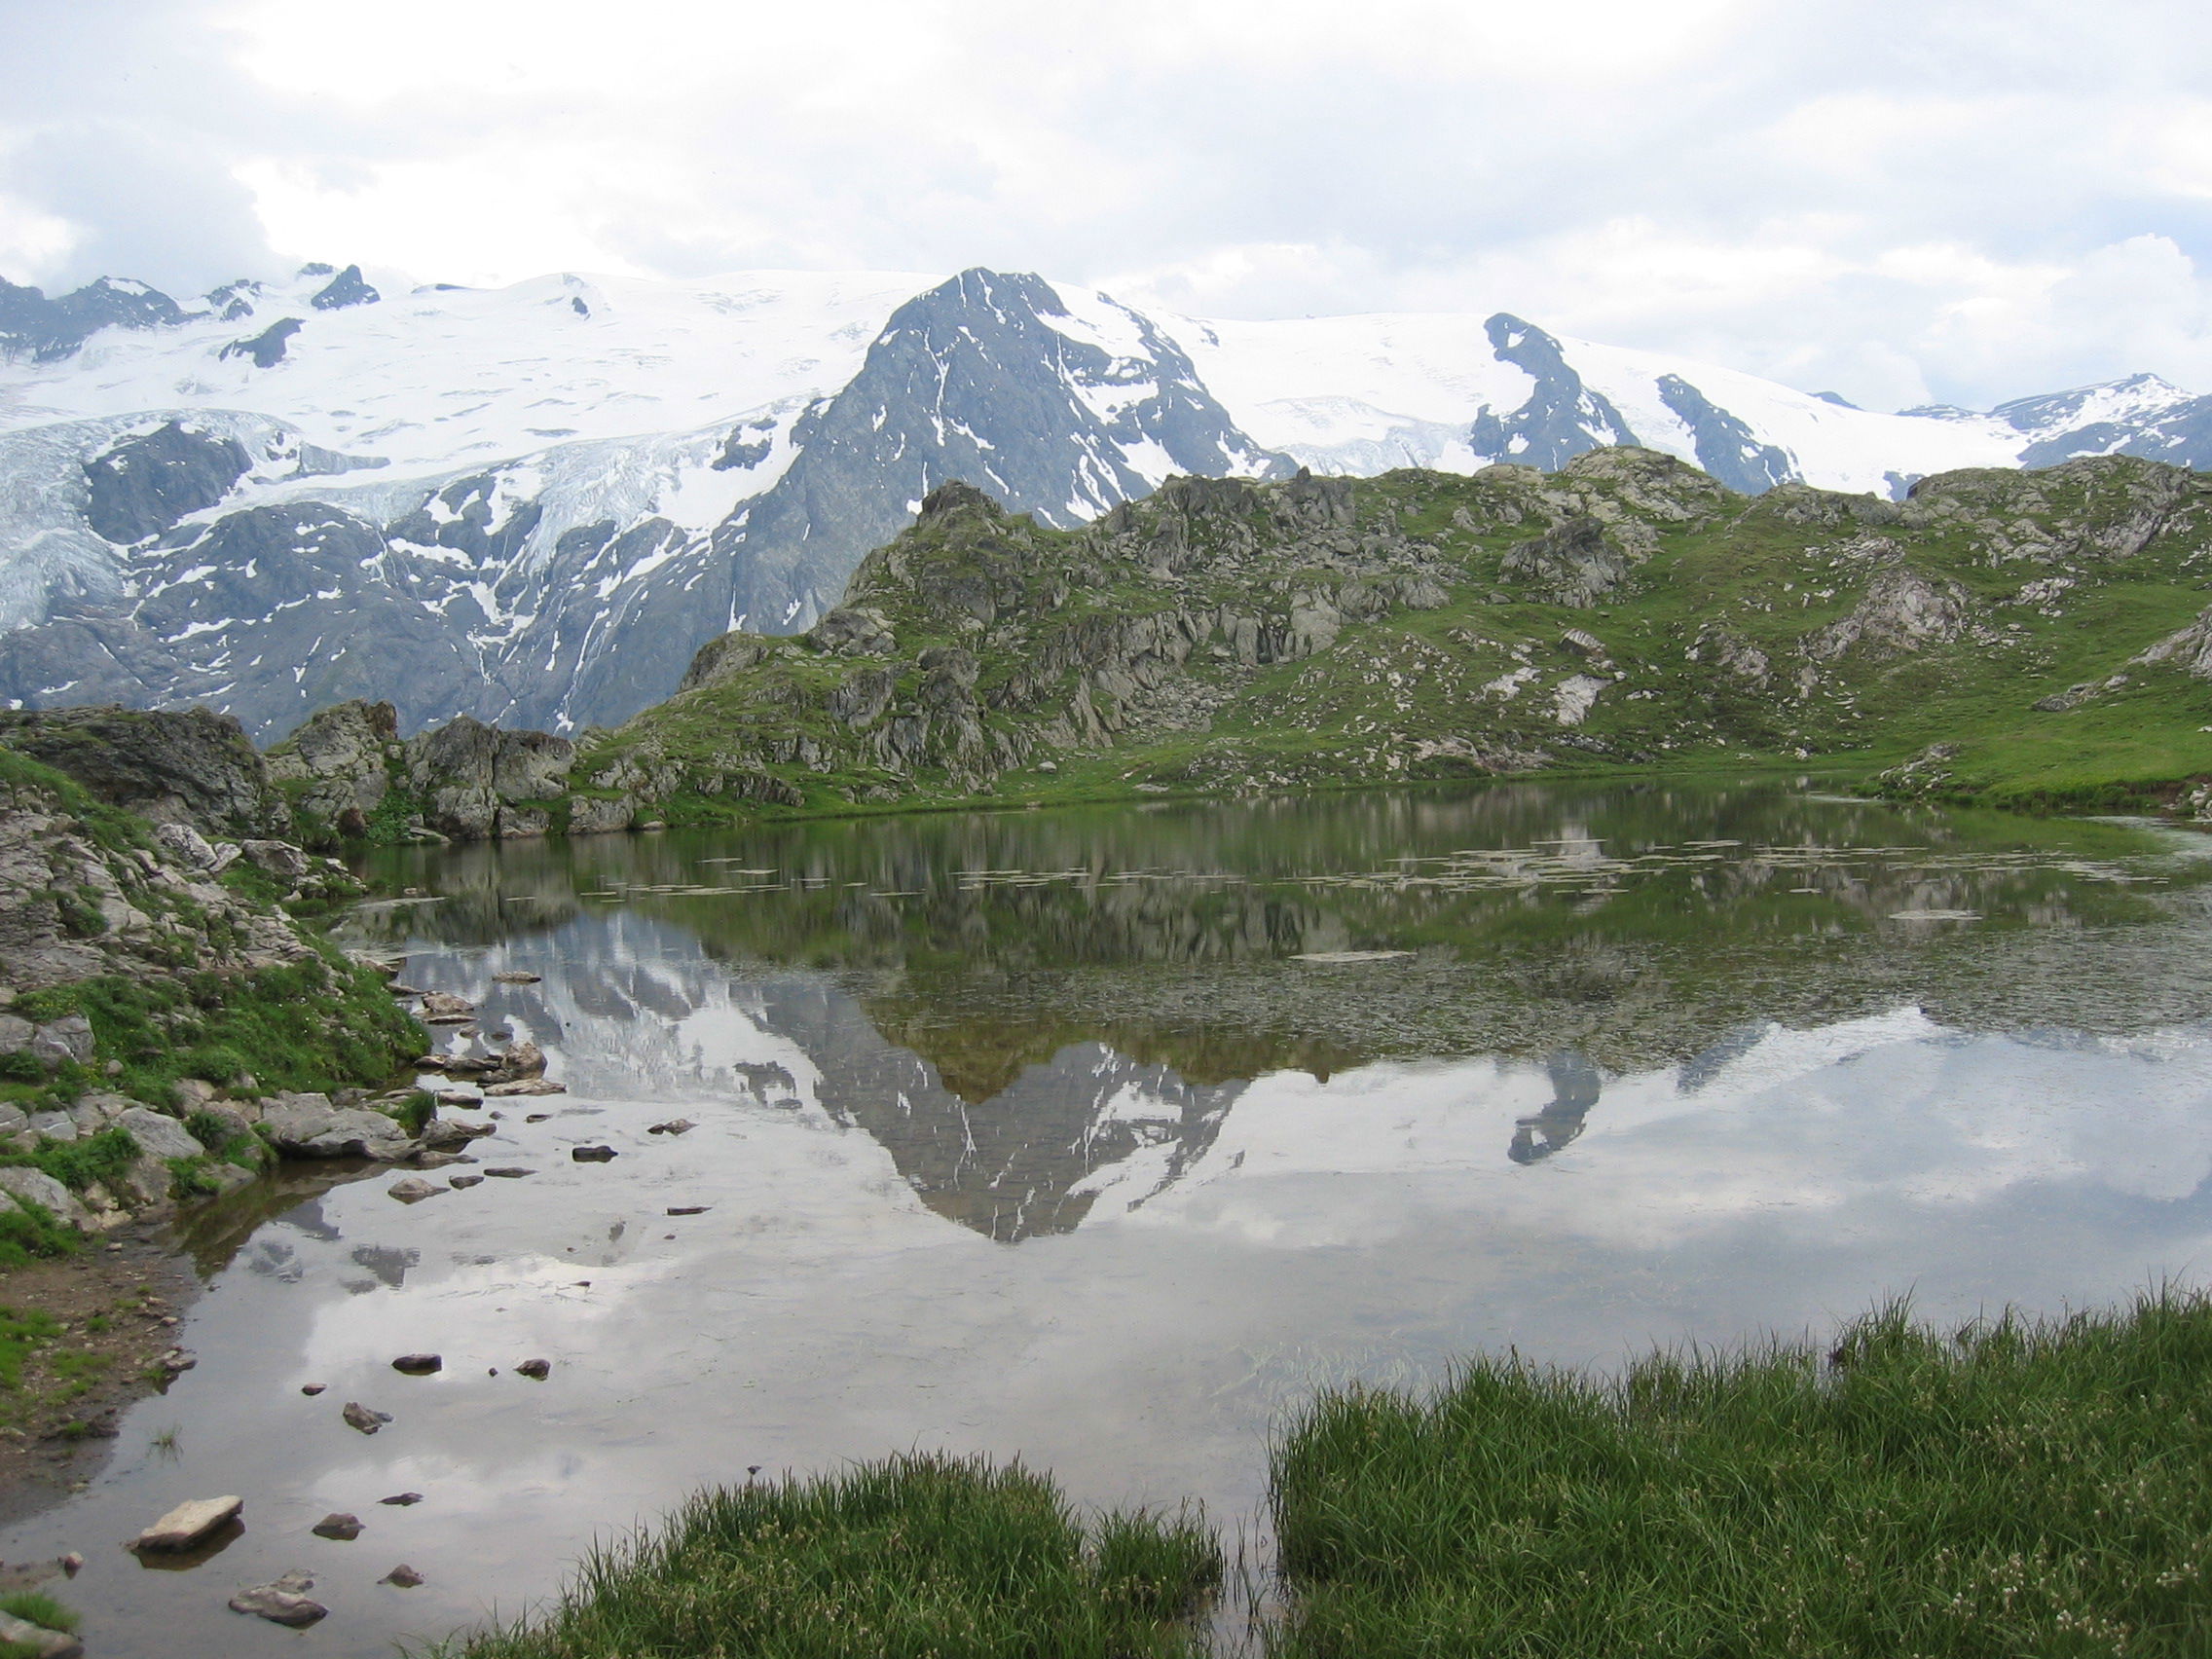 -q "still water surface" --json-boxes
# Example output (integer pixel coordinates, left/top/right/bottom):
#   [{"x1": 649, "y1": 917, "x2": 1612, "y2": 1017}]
[{"x1": 13, "y1": 781, "x2": 2212, "y2": 1656}]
